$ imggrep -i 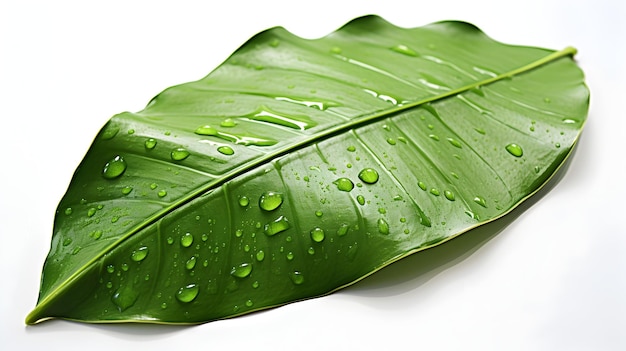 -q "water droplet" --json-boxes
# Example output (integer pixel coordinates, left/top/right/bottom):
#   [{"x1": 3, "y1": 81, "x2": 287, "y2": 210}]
[
  {"x1": 217, "y1": 145, "x2": 234, "y2": 155},
  {"x1": 505, "y1": 143, "x2": 523, "y2": 157},
  {"x1": 121, "y1": 263, "x2": 128, "y2": 271},
  {"x1": 62, "y1": 238, "x2": 72, "y2": 246},
  {"x1": 252, "y1": 281, "x2": 260, "y2": 289},
  {"x1": 334, "y1": 178, "x2": 354, "y2": 192},
  {"x1": 195, "y1": 125, "x2": 218, "y2": 136},
  {"x1": 289, "y1": 271, "x2": 304, "y2": 285},
  {"x1": 220, "y1": 118, "x2": 237, "y2": 127},
  {"x1": 264, "y1": 216, "x2": 290, "y2": 236},
  {"x1": 161, "y1": 302, "x2": 168, "y2": 309},
  {"x1": 238, "y1": 196, "x2": 250, "y2": 207},
  {"x1": 390, "y1": 44, "x2": 418, "y2": 57},
  {"x1": 377, "y1": 218, "x2": 390, "y2": 235},
  {"x1": 315, "y1": 210, "x2": 323, "y2": 217},
  {"x1": 245, "y1": 299, "x2": 254, "y2": 307},
  {"x1": 121, "y1": 186, "x2": 133, "y2": 195},
  {"x1": 144, "y1": 138, "x2": 157, "y2": 149},
  {"x1": 347, "y1": 145, "x2": 356, "y2": 152},
  {"x1": 259, "y1": 191, "x2": 283, "y2": 211},
  {"x1": 562, "y1": 118, "x2": 578, "y2": 124},
  {"x1": 358, "y1": 168, "x2": 379, "y2": 184},
  {"x1": 474, "y1": 128, "x2": 486, "y2": 135},
  {"x1": 418, "y1": 181, "x2": 427, "y2": 191},
  {"x1": 555, "y1": 143, "x2": 561, "y2": 148},
  {"x1": 430, "y1": 188, "x2": 440, "y2": 196},
  {"x1": 171, "y1": 148, "x2": 190, "y2": 161},
  {"x1": 71, "y1": 246, "x2": 82, "y2": 255},
  {"x1": 150, "y1": 183, "x2": 158, "y2": 190},
  {"x1": 131, "y1": 246, "x2": 148, "y2": 262},
  {"x1": 166, "y1": 236, "x2": 174, "y2": 245},
  {"x1": 176, "y1": 284, "x2": 199, "y2": 303},
  {"x1": 386, "y1": 138, "x2": 396, "y2": 145},
  {"x1": 181, "y1": 233, "x2": 194, "y2": 247},
  {"x1": 465, "y1": 210, "x2": 480, "y2": 220},
  {"x1": 473, "y1": 196, "x2": 487, "y2": 207},
  {"x1": 544, "y1": 97, "x2": 551, "y2": 103},
  {"x1": 330, "y1": 46, "x2": 342, "y2": 54},
  {"x1": 256, "y1": 250, "x2": 265, "y2": 262},
  {"x1": 447, "y1": 138, "x2": 462, "y2": 148},
  {"x1": 429, "y1": 134, "x2": 440, "y2": 141},
  {"x1": 356, "y1": 195, "x2": 365, "y2": 206},
  {"x1": 534, "y1": 166, "x2": 541, "y2": 173},
  {"x1": 231, "y1": 263, "x2": 252, "y2": 278},
  {"x1": 186, "y1": 256, "x2": 197, "y2": 270},
  {"x1": 101, "y1": 125, "x2": 120, "y2": 140},
  {"x1": 286, "y1": 252, "x2": 294, "y2": 260},
  {"x1": 336, "y1": 224, "x2": 349, "y2": 238},
  {"x1": 64, "y1": 207, "x2": 73, "y2": 215},
  {"x1": 127, "y1": 129, "x2": 135, "y2": 135},
  {"x1": 158, "y1": 190, "x2": 167, "y2": 197},
  {"x1": 310, "y1": 227, "x2": 325, "y2": 242},
  {"x1": 112, "y1": 286, "x2": 138, "y2": 311},
  {"x1": 90, "y1": 230, "x2": 102, "y2": 240},
  {"x1": 102, "y1": 155, "x2": 127, "y2": 179},
  {"x1": 444, "y1": 190, "x2": 455, "y2": 201},
  {"x1": 106, "y1": 264, "x2": 115, "y2": 273}
]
